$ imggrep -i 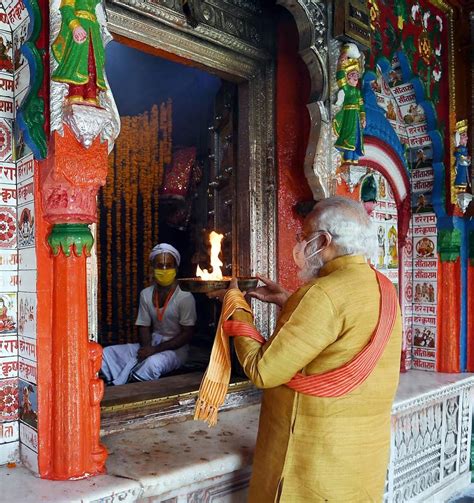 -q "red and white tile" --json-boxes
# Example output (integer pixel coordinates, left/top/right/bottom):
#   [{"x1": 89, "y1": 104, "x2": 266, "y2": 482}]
[
  {"x1": 18, "y1": 247, "x2": 35, "y2": 270},
  {"x1": 17, "y1": 202, "x2": 34, "y2": 248},
  {"x1": 17, "y1": 269, "x2": 35, "y2": 292},
  {"x1": 0, "y1": 357, "x2": 17, "y2": 378},
  {"x1": 0, "y1": 249, "x2": 18, "y2": 269},
  {"x1": 0, "y1": 161, "x2": 15, "y2": 184},
  {"x1": 0, "y1": 271, "x2": 18, "y2": 291},
  {"x1": 0, "y1": 206, "x2": 16, "y2": 248},
  {"x1": 0, "y1": 336, "x2": 17, "y2": 357},
  {"x1": 16, "y1": 154, "x2": 33, "y2": 184},
  {"x1": 18, "y1": 336, "x2": 35, "y2": 362},
  {"x1": 20, "y1": 422, "x2": 37, "y2": 451},
  {"x1": 5, "y1": 0, "x2": 29, "y2": 32},
  {"x1": 17, "y1": 292, "x2": 35, "y2": 339},
  {"x1": 17, "y1": 179, "x2": 33, "y2": 206},
  {"x1": 18, "y1": 357, "x2": 35, "y2": 384},
  {"x1": 0, "y1": 378, "x2": 18, "y2": 421},
  {"x1": 0, "y1": 420, "x2": 18, "y2": 443}
]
